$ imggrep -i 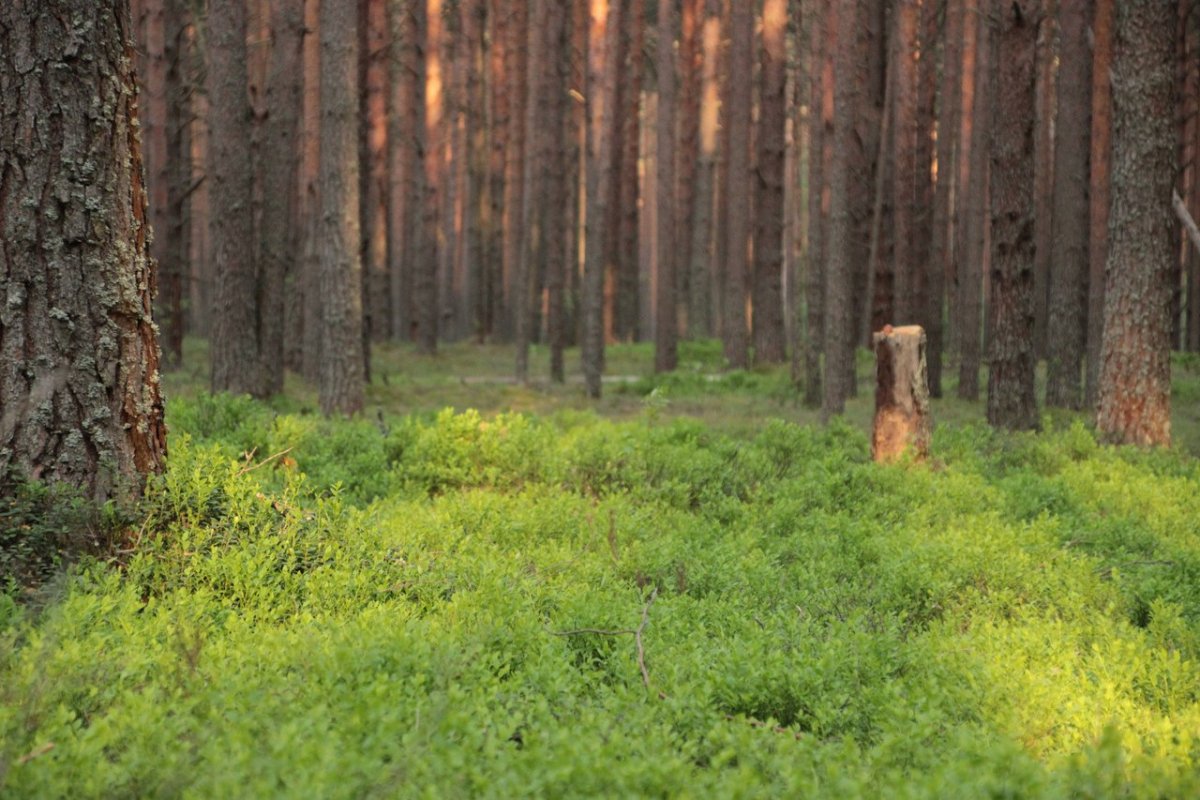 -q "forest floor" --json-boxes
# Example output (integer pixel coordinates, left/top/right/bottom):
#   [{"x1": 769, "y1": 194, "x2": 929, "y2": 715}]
[{"x1": 2, "y1": 339, "x2": 1200, "y2": 796}]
